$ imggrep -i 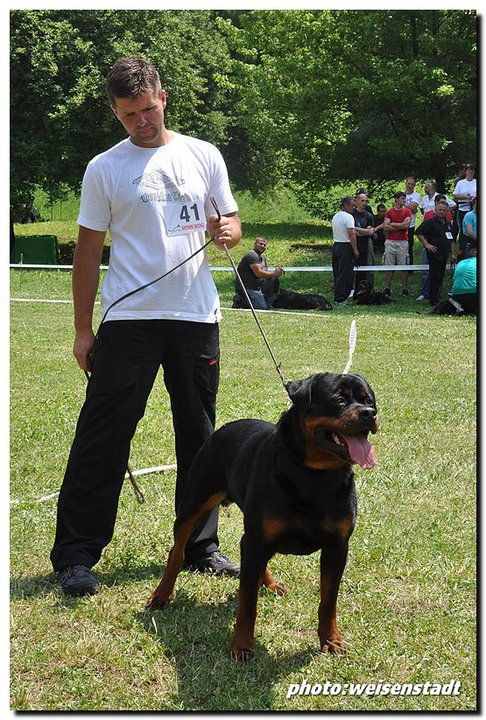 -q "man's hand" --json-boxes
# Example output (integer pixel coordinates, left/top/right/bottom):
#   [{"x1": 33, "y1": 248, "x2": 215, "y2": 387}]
[
  {"x1": 274, "y1": 267, "x2": 284, "y2": 278},
  {"x1": 73, "y1": 328, "x2": 96, "y2": 372},
  {"x1": 207, "y1": 213, "x2": 241, "y2": 250},
  {"x1": 425, "y1": 242, "x2": 437, "y2": 254}
]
